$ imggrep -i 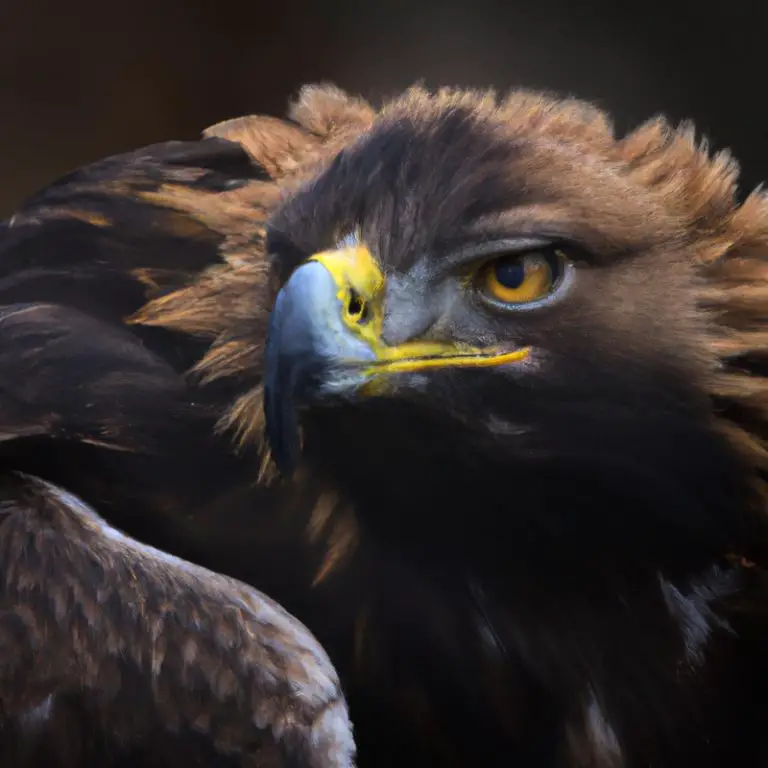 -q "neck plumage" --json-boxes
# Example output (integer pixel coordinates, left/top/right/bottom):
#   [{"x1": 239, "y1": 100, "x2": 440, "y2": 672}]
[{"x1": 304, "y1": 410, "x2": 768, "y2": 766}]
